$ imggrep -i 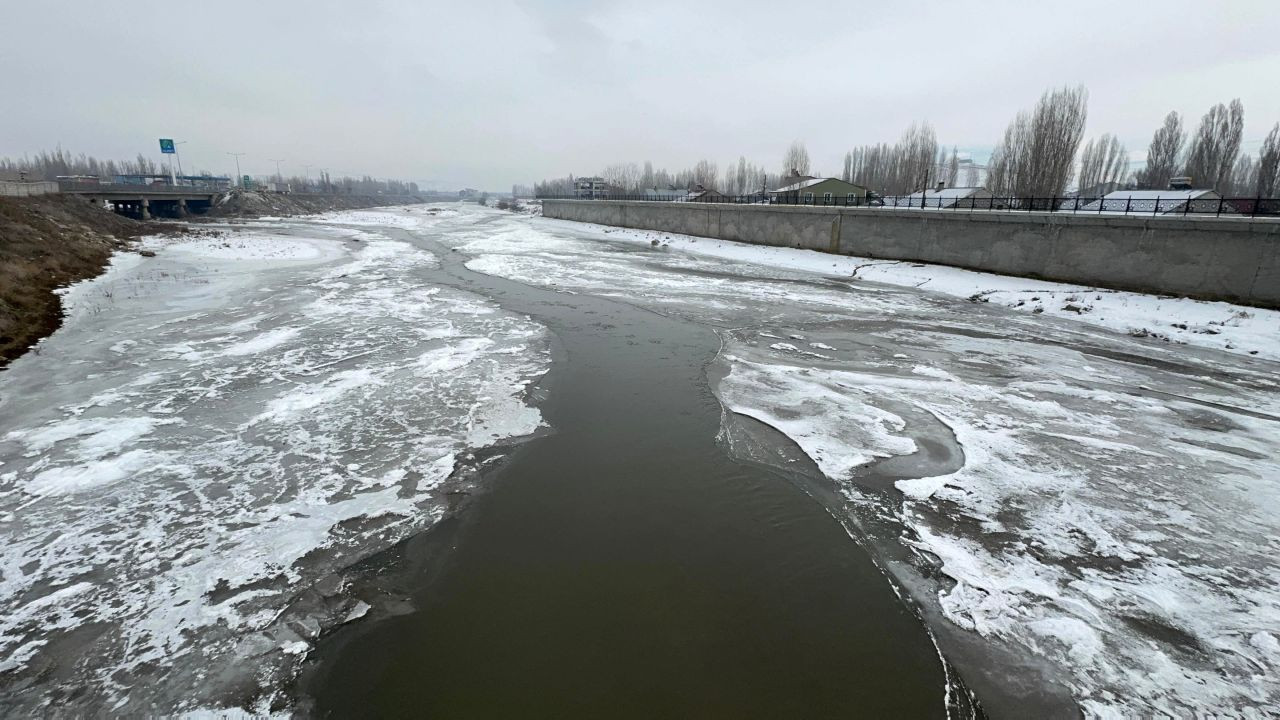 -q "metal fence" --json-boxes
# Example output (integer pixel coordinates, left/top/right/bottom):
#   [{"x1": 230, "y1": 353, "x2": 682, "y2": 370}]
[{"x1": 536, "y1": 193, "x2": 1280, "y2": 218}]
